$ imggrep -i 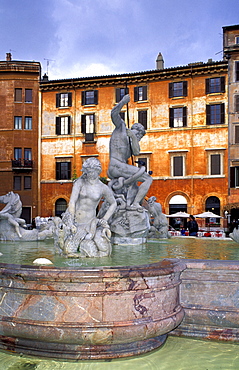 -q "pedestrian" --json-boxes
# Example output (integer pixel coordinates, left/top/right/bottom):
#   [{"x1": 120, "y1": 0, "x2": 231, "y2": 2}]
[{"x1": 187, "y1": 215, "x2": 198, "y2": 236}]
